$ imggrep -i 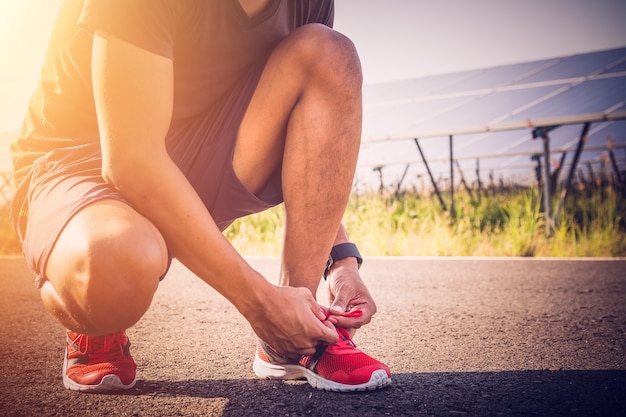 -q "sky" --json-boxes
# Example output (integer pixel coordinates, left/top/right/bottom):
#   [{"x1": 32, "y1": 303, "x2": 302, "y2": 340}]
[
  {"x1": 334, "y1": 0, "x2": 626, "y2": 84},
  {"x1": 0, "y1": 0, "x2": 625, "y2": 134}
]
